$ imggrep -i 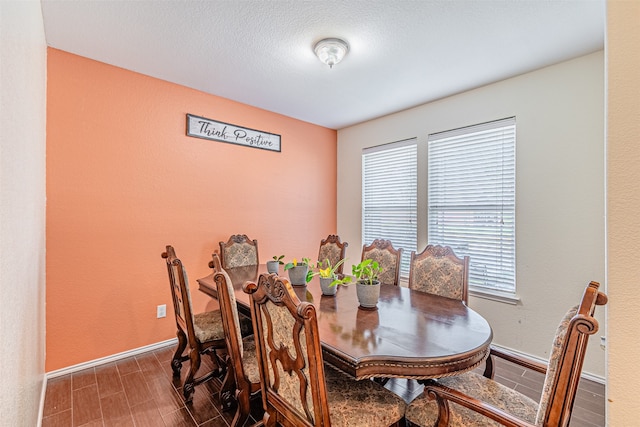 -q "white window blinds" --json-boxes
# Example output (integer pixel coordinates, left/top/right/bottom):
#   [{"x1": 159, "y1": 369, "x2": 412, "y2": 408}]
[
  {"x1": 428, "y1": 118, "x2": 516, "y2": 293},
  {"x1": 363, "y1": 139, "x2": 417, "y2": 277}
]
